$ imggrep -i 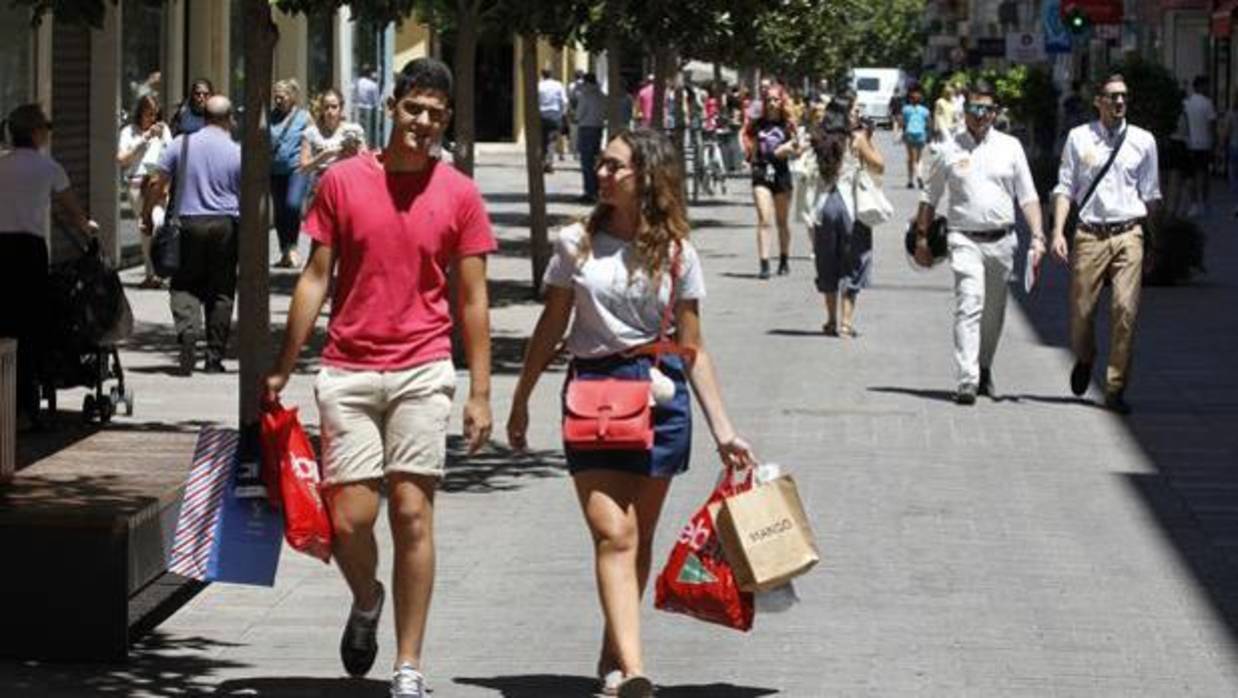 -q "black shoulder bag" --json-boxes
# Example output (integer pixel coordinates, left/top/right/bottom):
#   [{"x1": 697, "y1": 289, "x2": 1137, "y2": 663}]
[
  {"x1": 152, "y1": 133, "x2": 190, "y2": 278},
  {"x1": 1064, "y1": 126, "x2": 1127, "y2": 243}
]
